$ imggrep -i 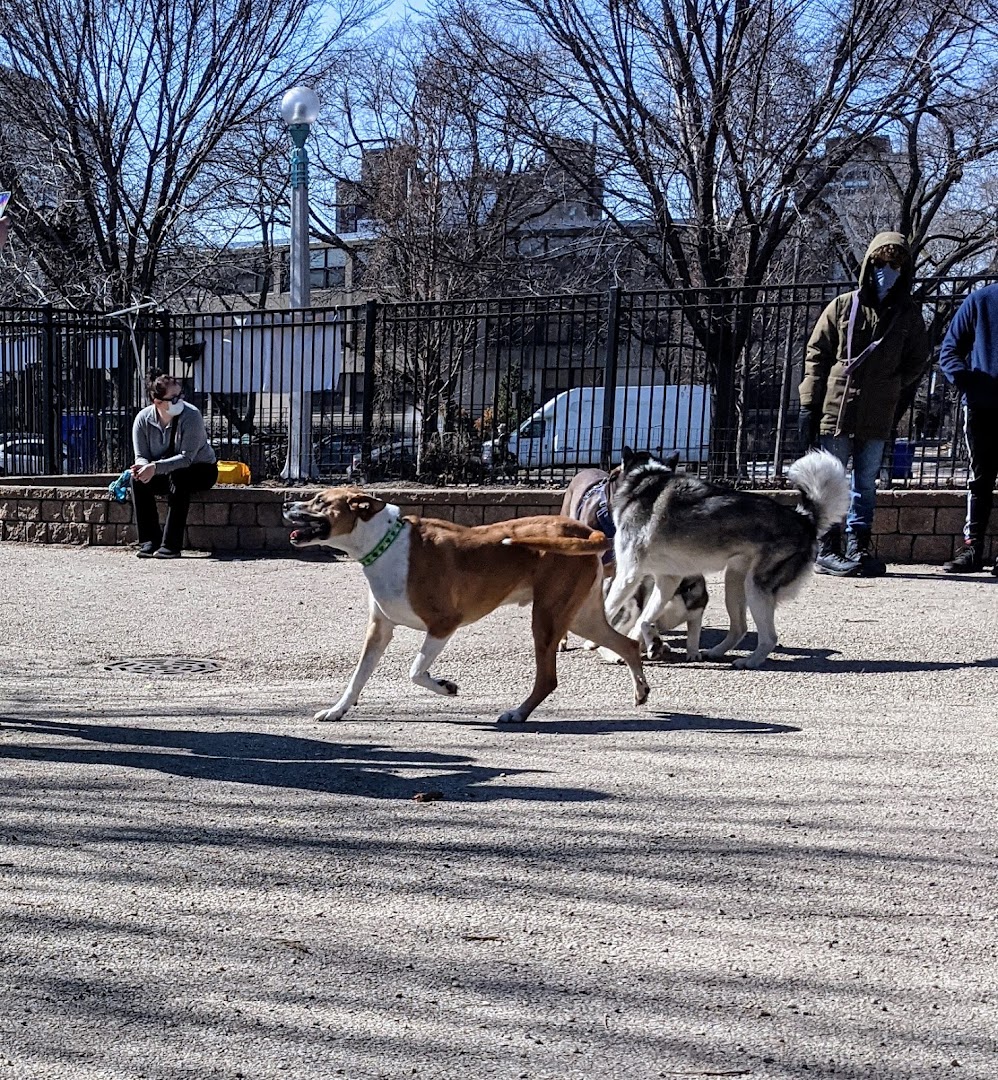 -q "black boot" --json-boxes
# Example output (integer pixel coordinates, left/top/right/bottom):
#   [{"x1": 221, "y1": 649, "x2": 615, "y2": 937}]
[
  {"x1": 815, "y1": 525, "x2": 861, "y2": 577},
  {"x1": 846, "y1": 528, "x2": 887, "y2": 578},
  {"x1": 943, "y1": 542, "x2": 984, "y2": 574}
]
